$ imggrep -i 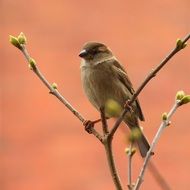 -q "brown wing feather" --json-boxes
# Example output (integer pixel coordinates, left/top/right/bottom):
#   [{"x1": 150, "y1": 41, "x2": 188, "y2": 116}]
[{"x1": 110, "y1": 59, "x2": 145, "y2": 121}]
